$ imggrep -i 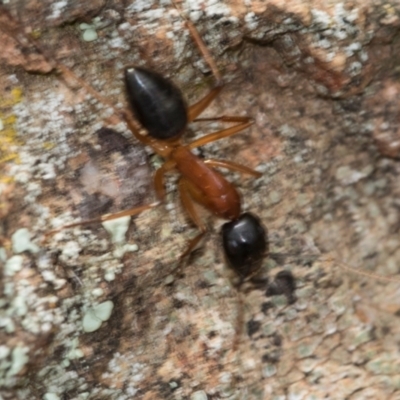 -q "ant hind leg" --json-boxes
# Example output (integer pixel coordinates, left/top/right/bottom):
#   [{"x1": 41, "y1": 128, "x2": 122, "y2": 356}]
[
  {"x1": 45, "y1": 157, "x2": 177, "y2": 239},
  {"x1": 175, "y1": 178, "x2": 208, "y2": 268},
  {"x1": 44, "y1": 202, "x2": 160, "y2": 239},
  {"x1": 153, "y1": 159, "x2": 176, "y2": 201}
]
